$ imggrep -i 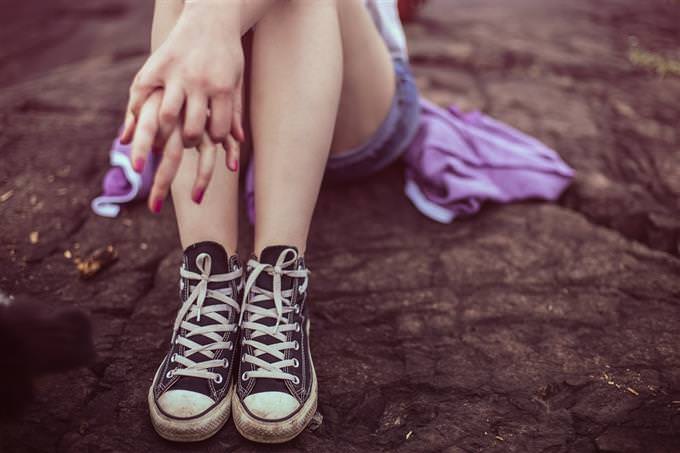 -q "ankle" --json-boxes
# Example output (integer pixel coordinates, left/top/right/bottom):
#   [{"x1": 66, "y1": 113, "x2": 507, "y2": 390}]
[
  {"x1": 253, "y1": 241, "x2": 307, "y2": 258},
  {"x1": 181, "y1": 238, "x2": 238, "y2": 257}
]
